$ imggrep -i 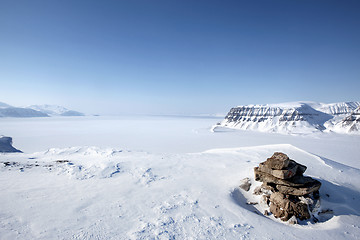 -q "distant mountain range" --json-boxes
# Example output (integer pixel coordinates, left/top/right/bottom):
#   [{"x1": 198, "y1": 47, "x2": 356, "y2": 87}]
[
  {"x1": 215, "y1": 101, "x2": 360, "y2": 134},
  {"x1": 0, "y1": 102, "x2": 84, "y2": 118}
]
